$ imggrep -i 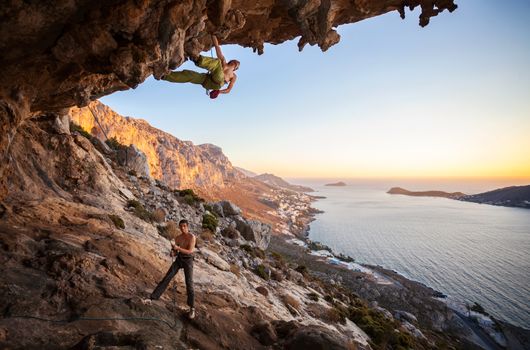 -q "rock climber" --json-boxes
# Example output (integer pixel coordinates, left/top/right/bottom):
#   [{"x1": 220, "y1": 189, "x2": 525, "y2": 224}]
[
  {"x1": 145, "y1": 219, "x2": 197, "y2": 319},
  {"x1": 162, "y1": 35, "x2": 239, "y2": 98}
]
